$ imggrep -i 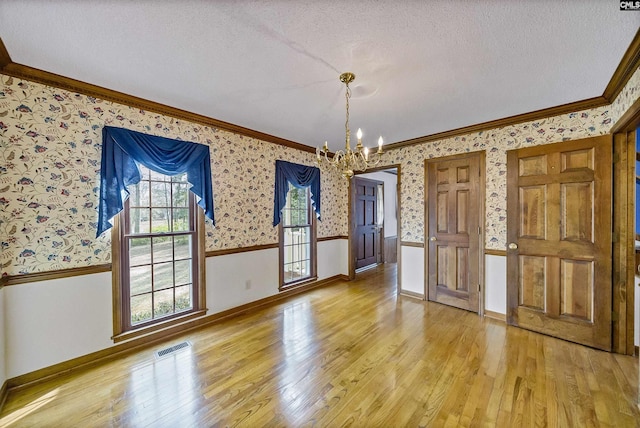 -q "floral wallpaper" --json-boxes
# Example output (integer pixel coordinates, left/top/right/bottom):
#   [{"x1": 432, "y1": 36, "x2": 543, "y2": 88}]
[
  {"x1": 0, "y1": 75, "x2": 347, "y2": 276},
  {"x1": 1, "y1": 64, "x2": 638, "y2": 275},
  {"x1": 380, "y1": 65, "x2": 640, "y2": 249}
]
